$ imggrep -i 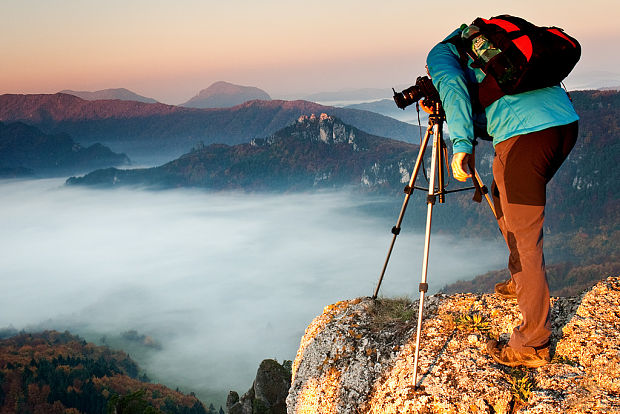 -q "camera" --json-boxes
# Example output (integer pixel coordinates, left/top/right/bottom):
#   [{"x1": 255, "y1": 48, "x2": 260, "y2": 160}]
[{"x1": 392, "y1": 76, "x2": 441, "y2": 110}]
